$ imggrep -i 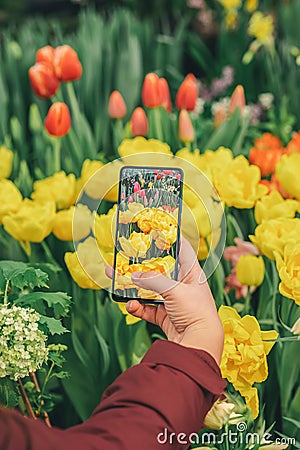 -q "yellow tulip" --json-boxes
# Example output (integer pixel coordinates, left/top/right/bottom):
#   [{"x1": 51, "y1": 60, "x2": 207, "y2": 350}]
[
  {"x1": 214, "y1": 155, "x2": 268, "y2": 208},
  {"x1": 81, "y1": 158, "x2": 123, "y2": 202},
  {"x1": 254, "y1": 190, "x2": 299, "y2": 224},
  {"x1": 76, "y1": 159, "x2": 104, "y2": 198},
  {"x1": 258, "y1": 440, "x2": 288, "y2": 450},
  {"x1": 118, "y1": 202, "x2": 144, "y2": 224},
  {"x1": 276, "y1": 152, "x2": 300, "y2": 199},
  {"x1": 219, "y1": 0, "x2": 241, "y2": 9},
  {"x1": 198, "y1": 147, "x2": 233, "y2": 184},
  {"x1": 3, "y1": 199, "x2": 55, "y2": 243},
  {"x1": 52, "y1": 204, "x2": 92, "y2": 241},
  {"x1": 250, "y1": 218, "x2": 300, "y2": 260},
  {"x1": 0, "y1": 179, "x2": 22, "y2": 224},
  {"x1": 119, "y1": 231, "x2": 151, "y2": 258},
  {"x1": 0, "y1": 146, "x2": 13, "y2": 179},
  {"x1": 32, "y1": 171, "x2": 75, "y2": 210},
  {"x1": 219, "y1": 305, "x2": 278, "y2": 419},
  {"x1": 176, "y1": 147, "x2": 202, "y2": 170},
  {"x1": 118, "y1": 136, "x2": 172, "y2": 158},
  {"x1": 204, "y1": 400, "x2": 235, "y2": 430},
  {"x1": 65, "y1": 237, "x2": 112, "y2": 290},
  {"x1": 115, "y1": 302, "x2": 141, "y2": 325},
  {"x1": 182, "y1": 191, "x2": 223, "y2": 239},
  {"x1": 246, "y1": 0, "x2": 258, "y2": 13},
  {"x1": 291, "y1": 318, "x2": 300, "y2": 335},
  {"x1": 93, "y1": 204, "x2": 117, "y2": 251},
  {"x1": 236, "y1": 254, "x2": 265, "y2": 286},
  {"x1": 275, "y1": 242, "x2": 300, "y2": 306}
]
